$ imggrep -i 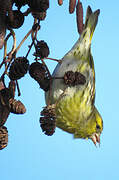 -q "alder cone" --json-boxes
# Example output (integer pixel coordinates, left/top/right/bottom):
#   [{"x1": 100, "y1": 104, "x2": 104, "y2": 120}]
[
  {"x1": 29, "y1": 62, "x2": 50, "y2": 91},
  {"x1": 12, "y1": 0, "x2": 29, "y2": 9},
  {"x1": 34, "y1": 40, "x2": 50, "y2": 59},
  {"x1": 9, "y1": 99, "x2": 26, "y2": 114},
  {"x1": 64, "y1": 71, "x2": 75, "y2": 85},
  {"x1": 32, "y1": 11, "x2": 46, "y2": 21},
  {"x1": 29, "y1": 62, "x2": 46, "y2": 81},
  {"x1": 74, "y1": 71, "x2": 86, "y2": 85},
  {"x1": 40, "y1": 106, "x2": 56, "y2": 136},
  {"x1": 0, "y1": 126, "x2": 8, "y2": 150},
  {"x1": 8, "y1": 80, "x2": 16, "y2": 98},
  {"x1": 0, "y1": 101, "x2": 10, "y2": 126},
  {"x1": 0, "y1": 88, "x2": 12, "y2": 106},
  {"x1": 9, "y1": 57, "x2": 29, "y2": 80},
  {"x1": 28, "y1": 0, "x2": 49, "y2": 12},
  {"x1": 7, "y1": 10, "x2": 24, "y2": 29}
]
